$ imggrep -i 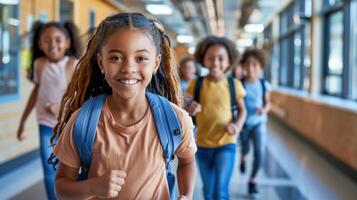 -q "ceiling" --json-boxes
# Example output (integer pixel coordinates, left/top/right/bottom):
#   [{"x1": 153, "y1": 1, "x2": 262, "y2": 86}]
[{"x1": 113, "y1": 0, "x2": 285, "y2": 48}]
